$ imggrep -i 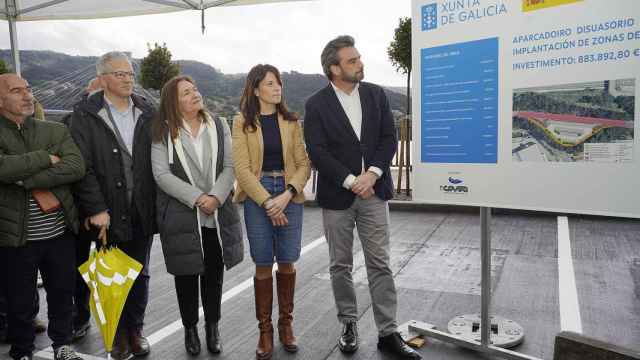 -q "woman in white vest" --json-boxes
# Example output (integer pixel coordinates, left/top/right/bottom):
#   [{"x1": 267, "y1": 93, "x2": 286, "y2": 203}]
[{"x1": 150, "y1": 75, "x2": 243, "y2": 356}]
